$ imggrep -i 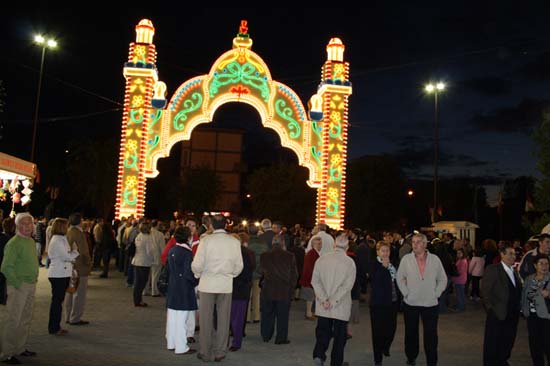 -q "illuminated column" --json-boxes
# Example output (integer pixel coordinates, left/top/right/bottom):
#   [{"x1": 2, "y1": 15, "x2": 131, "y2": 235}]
[
  {"x1": 115, "y1": 19, "x2": 158, "y2": 219},
  {"x1": 316, "y1": 38, "x2": 352, "y2": 230}
]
